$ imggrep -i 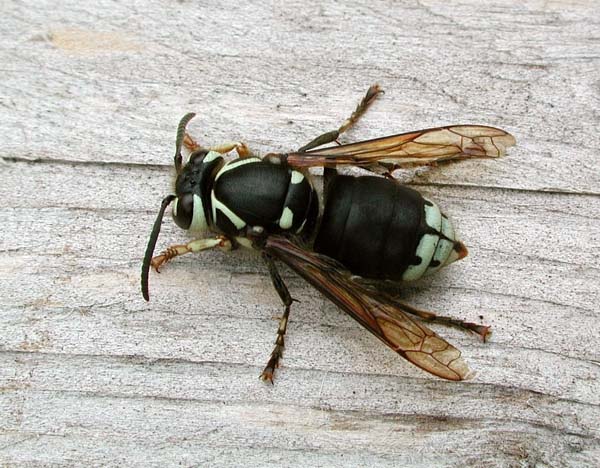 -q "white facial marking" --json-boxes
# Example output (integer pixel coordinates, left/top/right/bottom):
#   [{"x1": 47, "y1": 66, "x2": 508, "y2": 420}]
[
  {"x1": 402, "y1": 234, "x2": 438, "y2": 281},
  {"x1": 211, "y1": 191, "x2": 246, "y2": 230},
  {"x1": 279, "y1": 207, "x2": 294, "y2": 230},
  {"x1": 188, "y1": 194, "x2": 208, "y2": 231},
  {"x1": 214, "y1": 157, "x2": 261, "y2": 181},
  {"x1": 203, "y1": 151, "x2": 221, "y2": 163},
  {"x1": 291, "y1": 171, "x2": 305, "y2": 184}
]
